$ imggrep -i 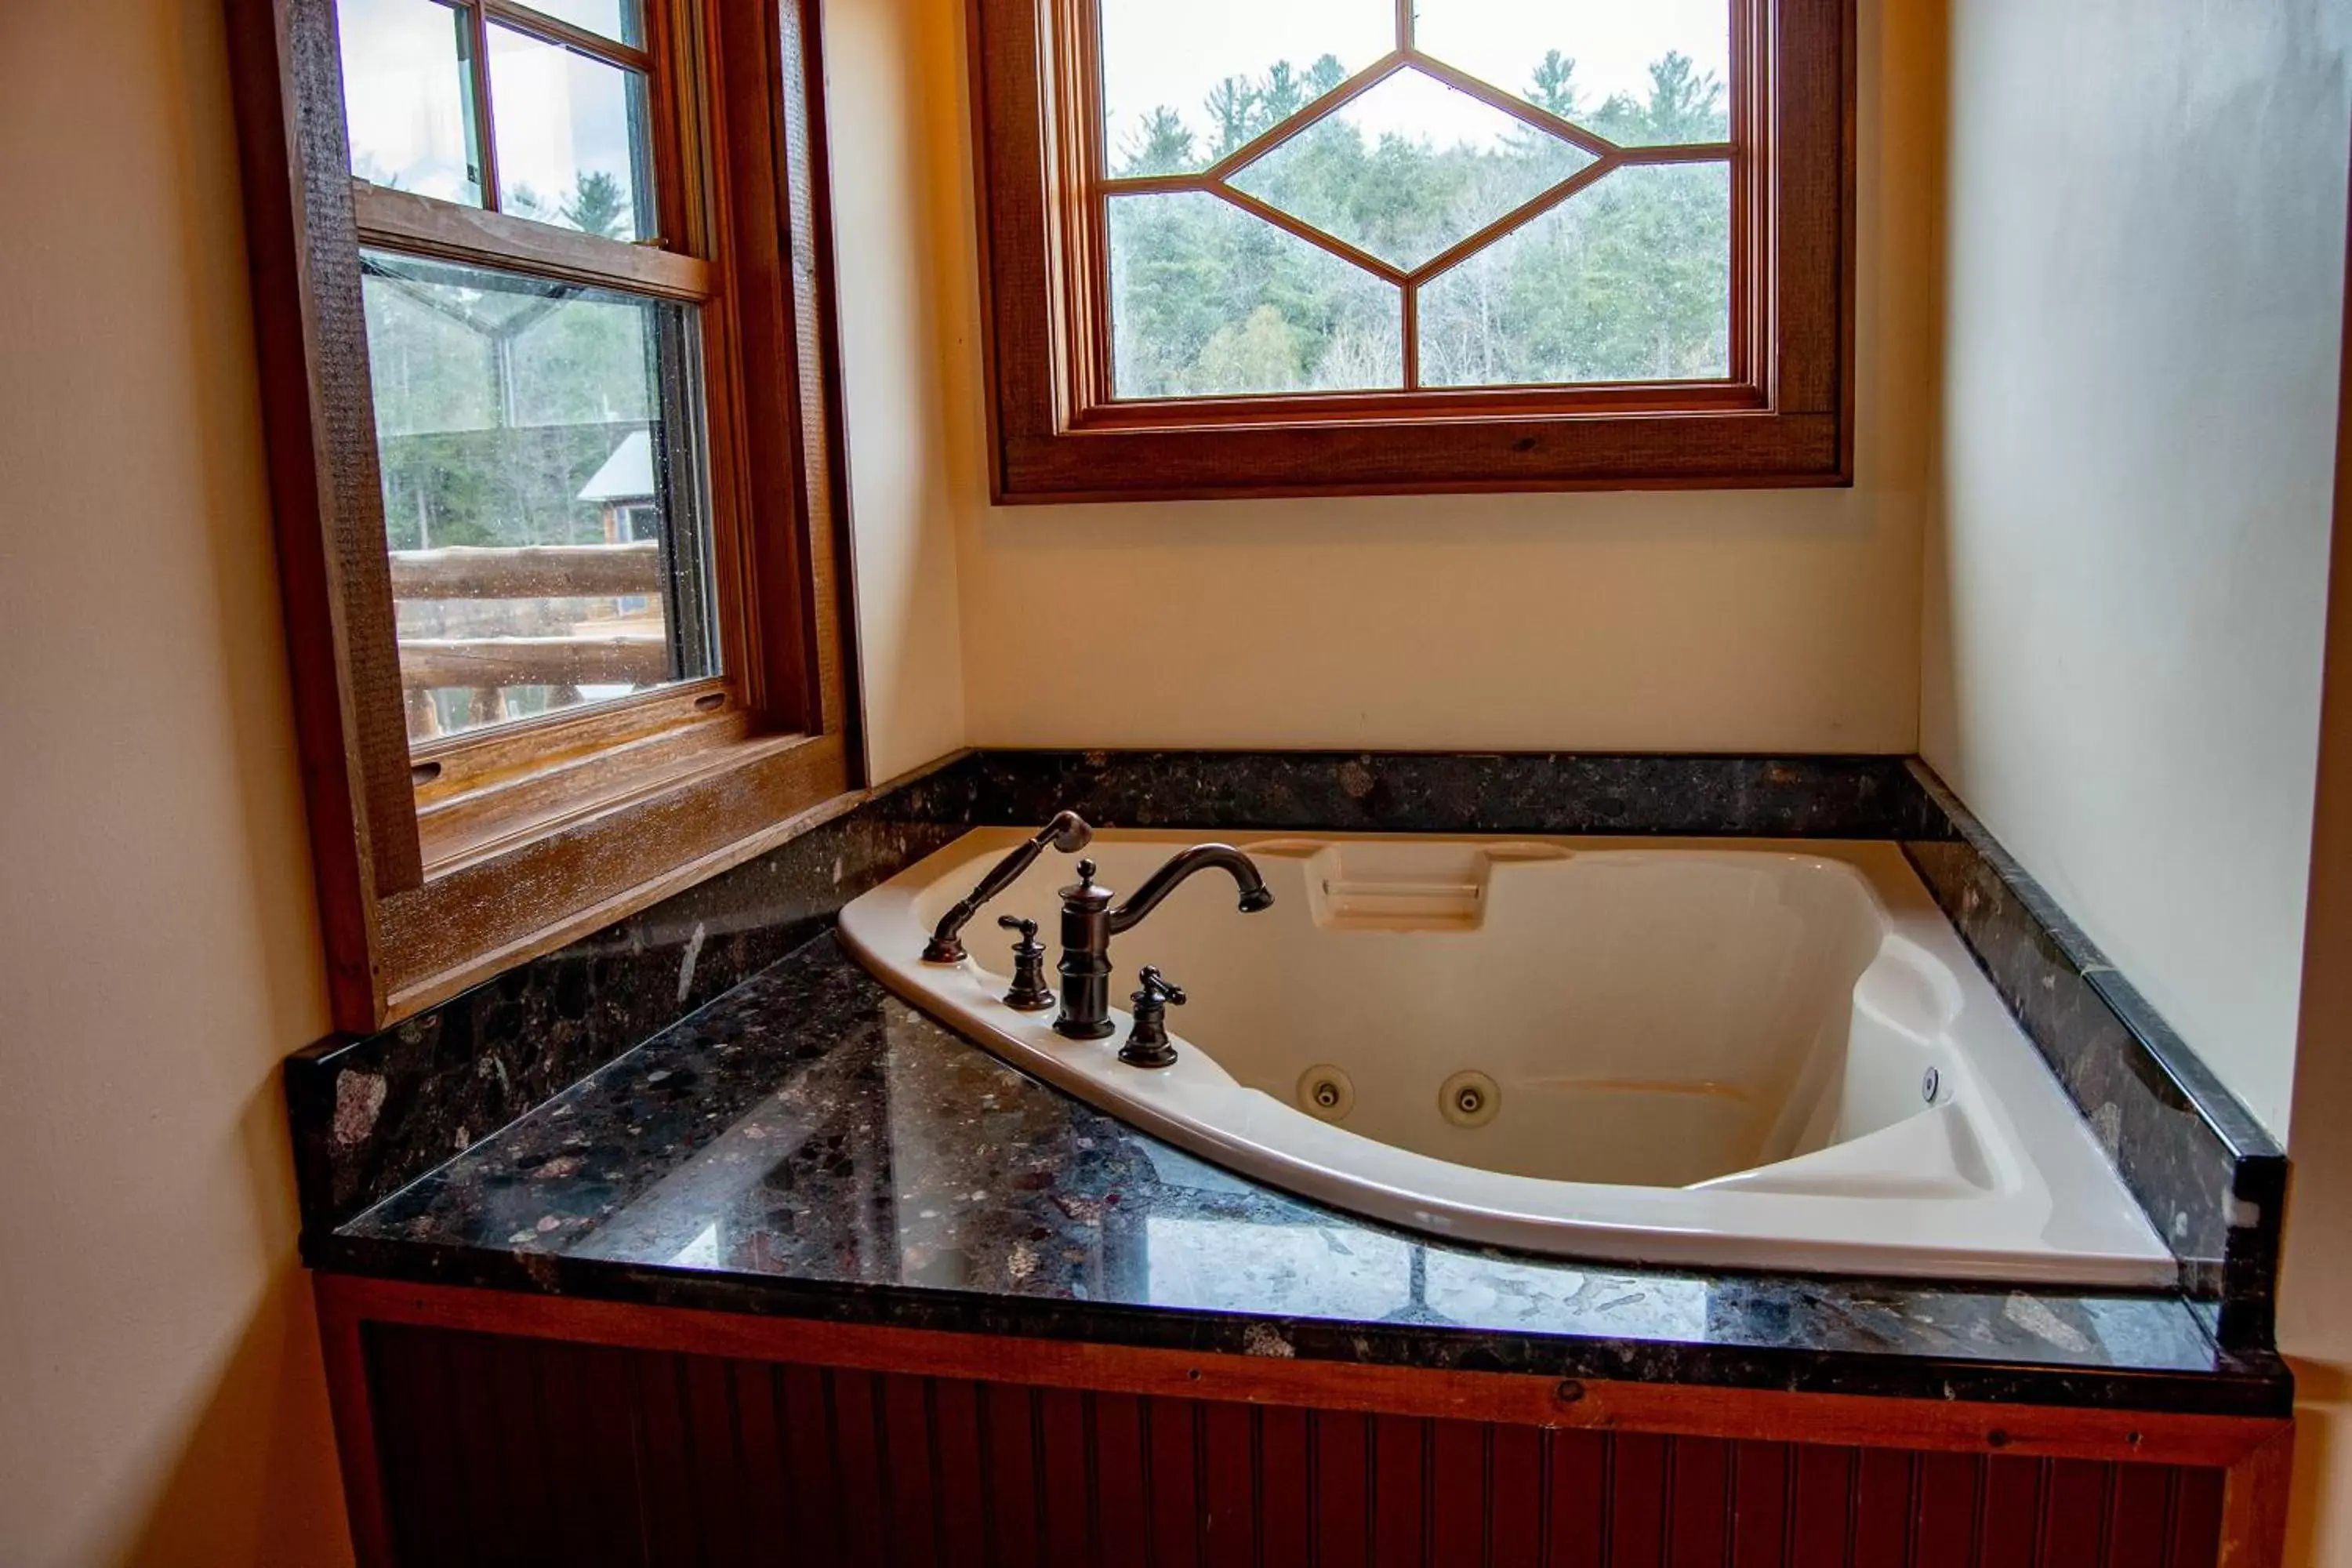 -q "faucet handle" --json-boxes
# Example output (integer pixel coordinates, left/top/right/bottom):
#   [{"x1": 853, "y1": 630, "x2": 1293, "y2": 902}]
[
  {"x1": 998, "y1": 915, "x2": 1054, "y2": 1012},
  {"x1": 1120, "y1": 967, "x2": 1184, "y2": 1069},
  {"x1": 1134, "y1": 966, "x2": 1186, "y2": 1008}
]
